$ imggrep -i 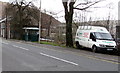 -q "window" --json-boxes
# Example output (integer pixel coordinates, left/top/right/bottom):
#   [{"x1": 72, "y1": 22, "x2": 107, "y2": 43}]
[
  {"x1": 94, "y1": 32, "x2": 113, "y2": 40},
  {"x1": 90, "y1": 33, "x2": 94, "y2": 39},
  {"x1": 90, "y1": 33, "x2": 96, "y2": 41}
]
